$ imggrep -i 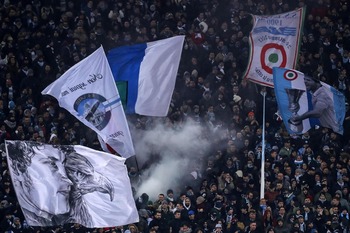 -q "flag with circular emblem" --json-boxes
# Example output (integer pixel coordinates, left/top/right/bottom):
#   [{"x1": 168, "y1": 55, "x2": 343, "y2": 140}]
[
  {"x1": 273, "y1": 67, "x2": 346, "y2": 135},
  {"x1": 244, "y1": 8, "x2": 305, "y2": 87}
]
